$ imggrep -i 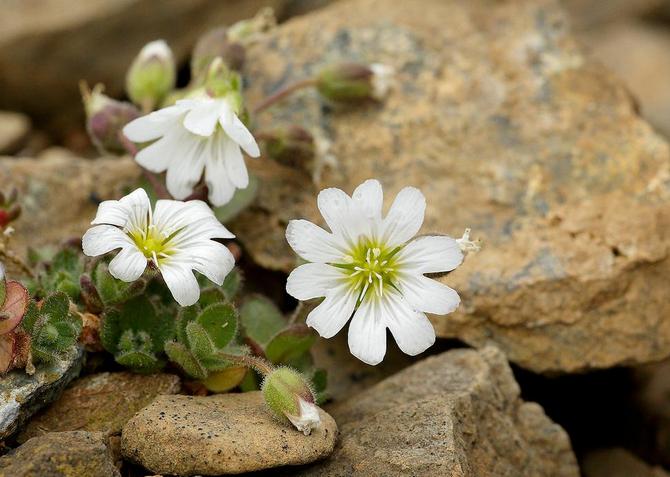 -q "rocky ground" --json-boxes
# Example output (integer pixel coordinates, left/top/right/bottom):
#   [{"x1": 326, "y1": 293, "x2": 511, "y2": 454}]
[{"x1": 2, "y1": 0, "x2": 670, "y2": 475}]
